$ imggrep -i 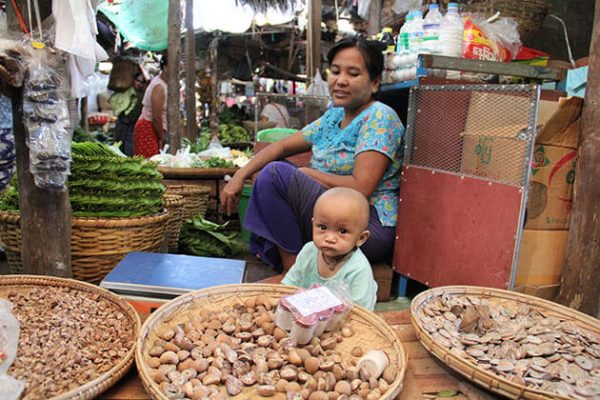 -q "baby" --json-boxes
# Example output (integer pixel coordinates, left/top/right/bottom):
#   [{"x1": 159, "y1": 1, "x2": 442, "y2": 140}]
[{"x1": 282, "y1": 187, "x2": 378, "y2": 310}]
